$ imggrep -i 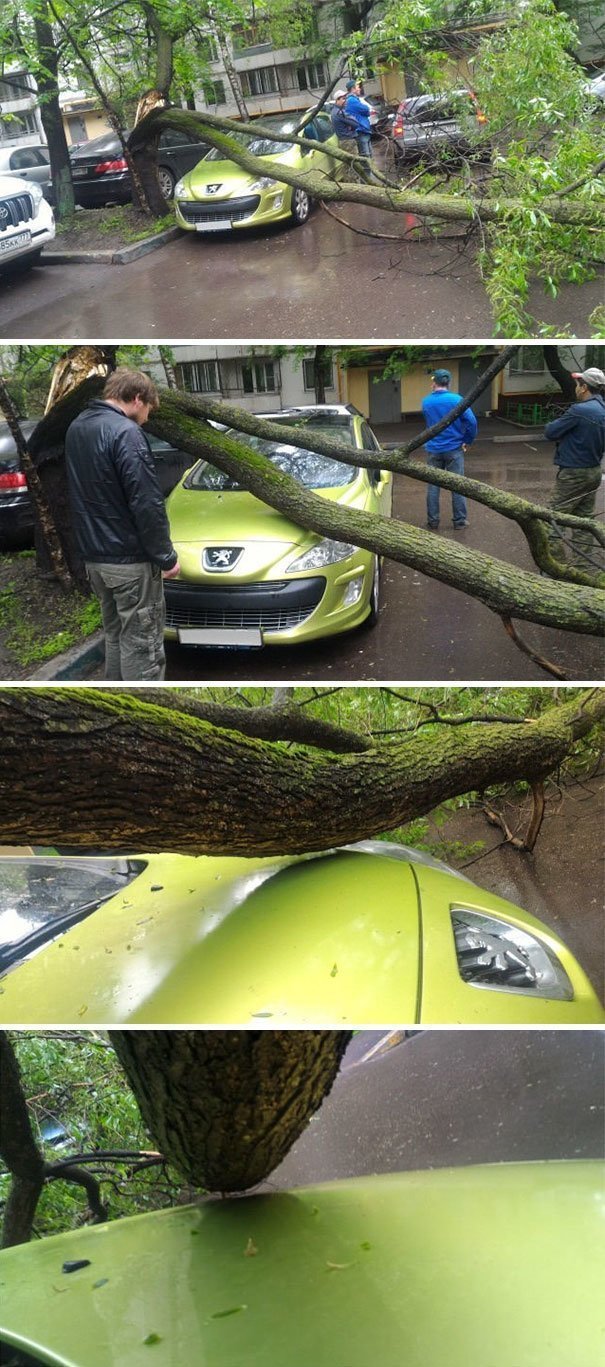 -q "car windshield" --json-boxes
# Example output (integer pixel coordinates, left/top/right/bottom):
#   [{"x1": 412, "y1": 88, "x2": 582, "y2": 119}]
[
  {"x1": 205, "y1": 123, "x2": 295, "y2": 161},
  {"x1": 186, "y1": 425, "x2": 357, "y2": 491},
  {"x1": 0, "y1": 858, "x2": 144, "y2": 973}
]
